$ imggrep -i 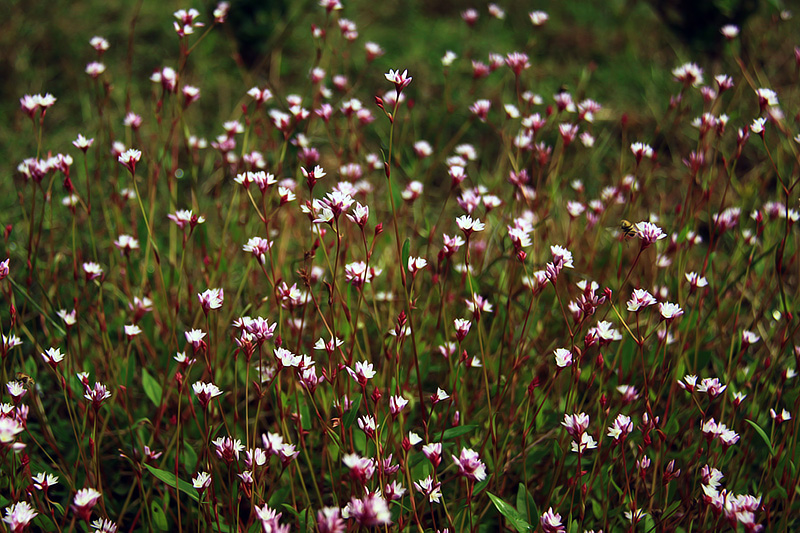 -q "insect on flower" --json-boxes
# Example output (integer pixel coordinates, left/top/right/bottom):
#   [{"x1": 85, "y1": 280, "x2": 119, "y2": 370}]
[
  {"x1": 15, "y1": 373, "x2": 35, "y2": 388},
  {"x1": 619, "y1": 219, "x2": 637, "y2": 238}
]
